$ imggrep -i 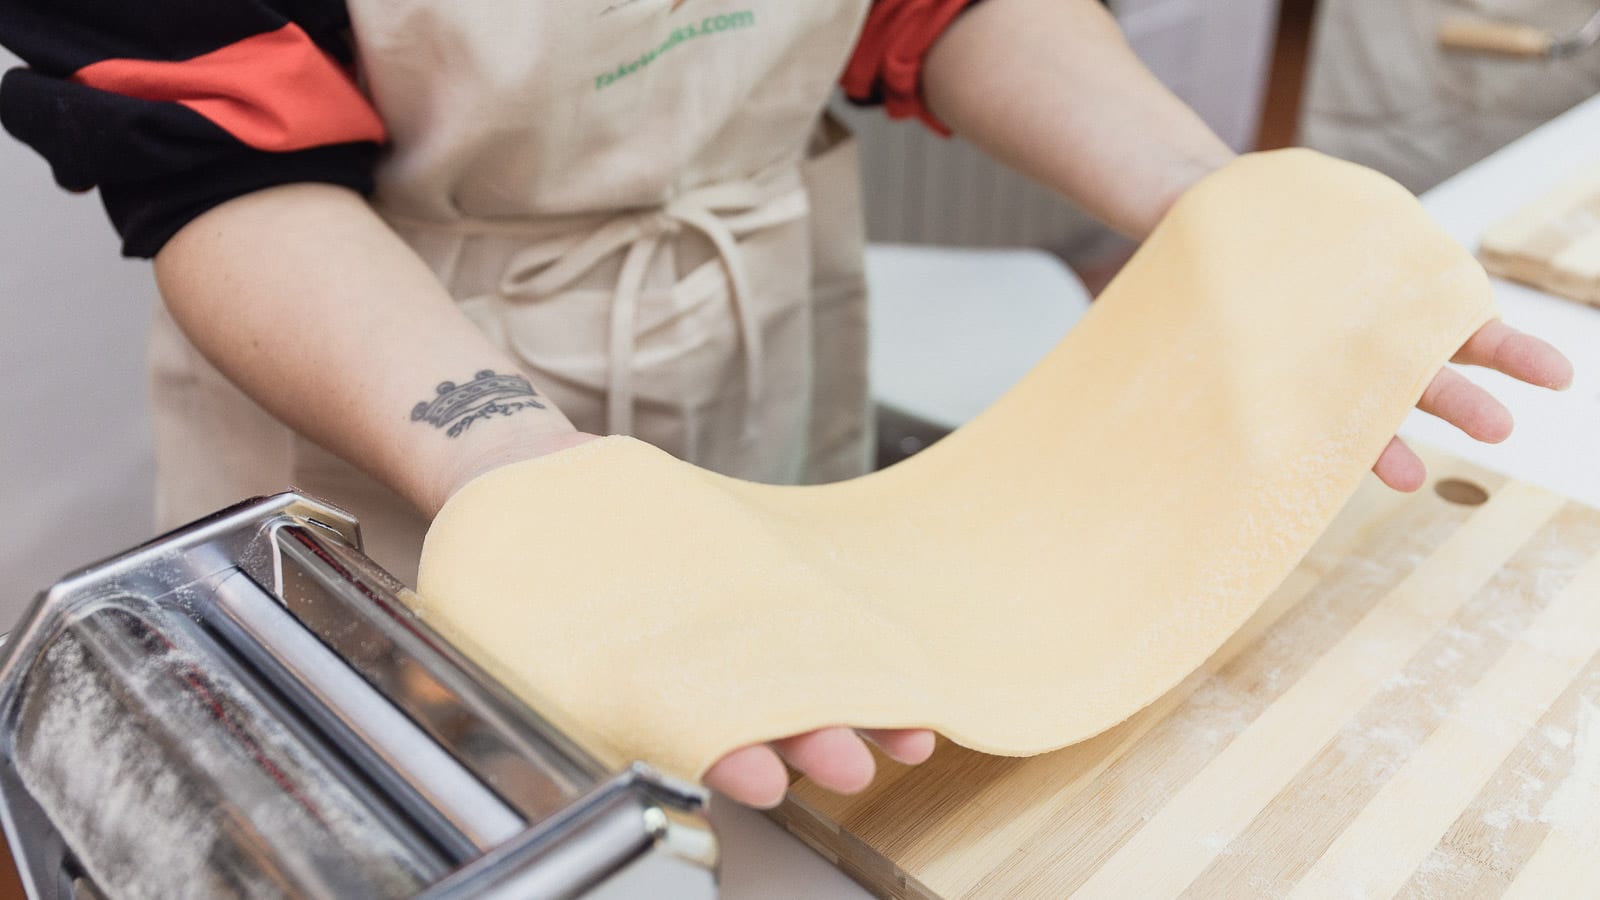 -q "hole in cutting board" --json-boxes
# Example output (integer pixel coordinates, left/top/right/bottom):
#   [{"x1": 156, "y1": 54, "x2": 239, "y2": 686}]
[{"x1": 1434, "y1": 478, "x2": 1490, "y2": 506}]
